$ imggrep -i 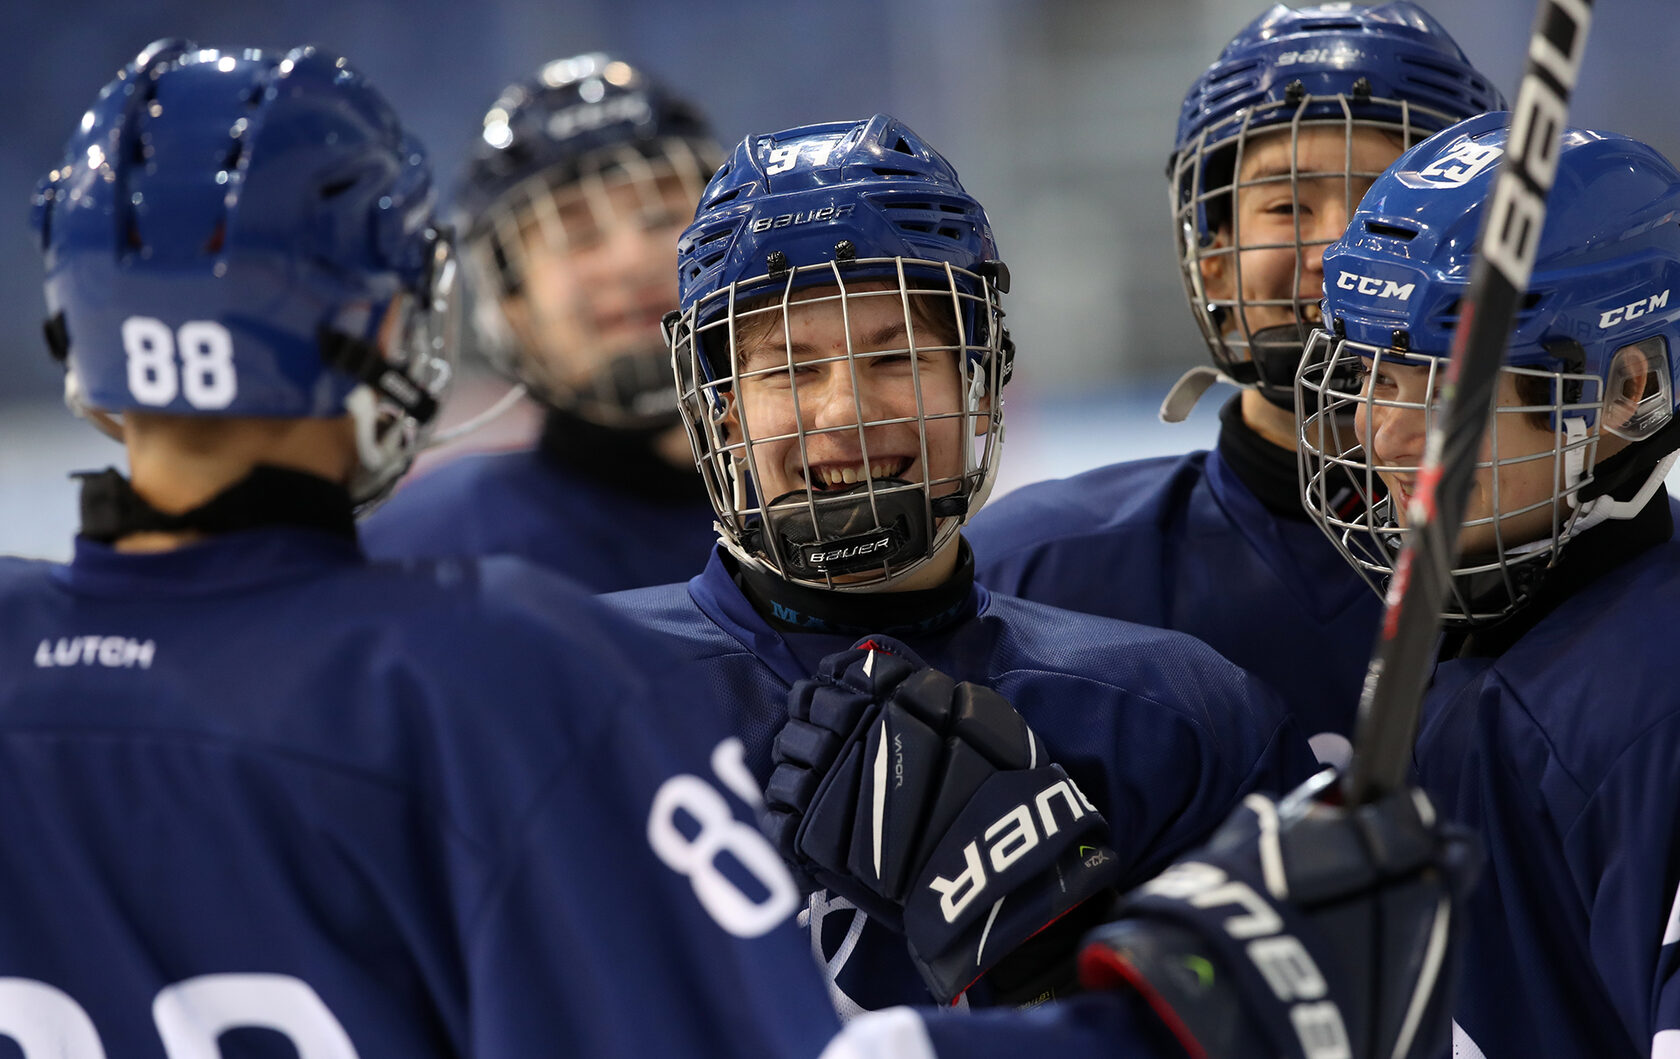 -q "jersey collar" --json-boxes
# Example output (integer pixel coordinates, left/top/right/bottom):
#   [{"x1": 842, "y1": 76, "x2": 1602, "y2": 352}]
[
  {"x1": 59, "y1": 527, "x2": 364, "y2": 599},
  {"x1": 1443, "y1": 485, "x2": 1675, "y2": 659},
  {"x1": 685, "y1": 543, "x2": 987, "y2": 685},
  {"x1": 1214, "y1": 394, "x2": 1317, "y2": 519}
]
